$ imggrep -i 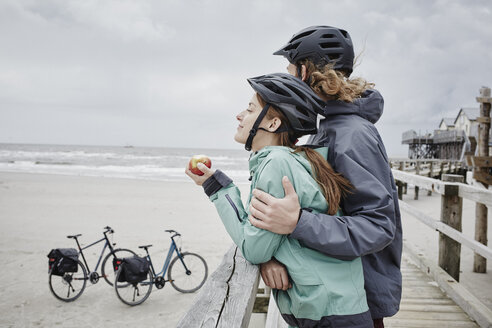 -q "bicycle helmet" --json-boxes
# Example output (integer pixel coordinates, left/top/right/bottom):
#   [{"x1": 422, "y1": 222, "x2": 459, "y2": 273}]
[
  {"x1": 244, "y1": 73, "x2": 324, "y2": 151},
  {"x1": 273, "y1": 25, "x2": 354, "y2": 76}
]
